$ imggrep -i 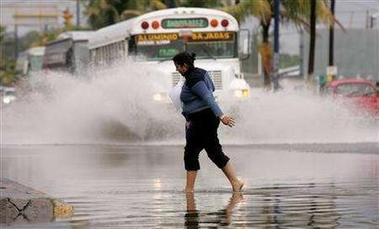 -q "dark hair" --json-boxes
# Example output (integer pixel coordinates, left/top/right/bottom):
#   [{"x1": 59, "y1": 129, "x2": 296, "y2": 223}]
[{"x1": 172, "y1": 52, "x2": 196, "y2": 68}]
